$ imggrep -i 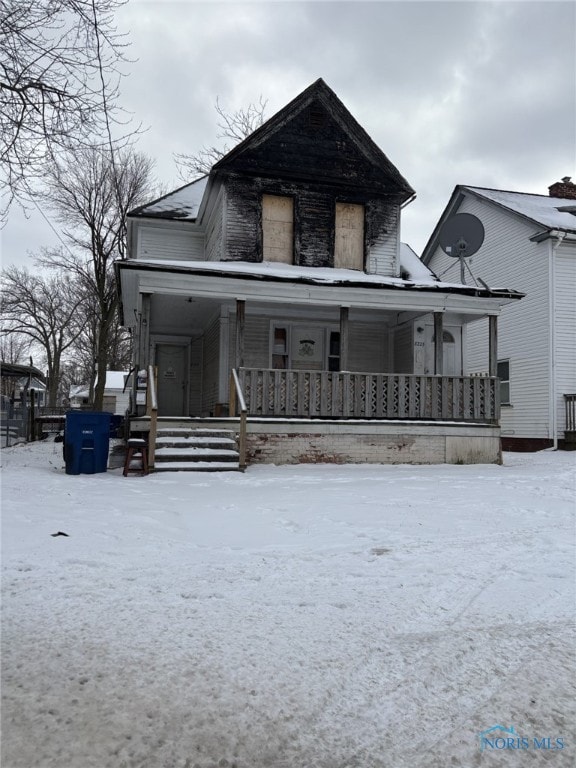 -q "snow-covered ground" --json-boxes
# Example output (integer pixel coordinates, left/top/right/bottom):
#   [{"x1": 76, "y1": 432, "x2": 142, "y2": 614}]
[{"x1": 1, "y1": 441, "x2": 575, "y2": 768}]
